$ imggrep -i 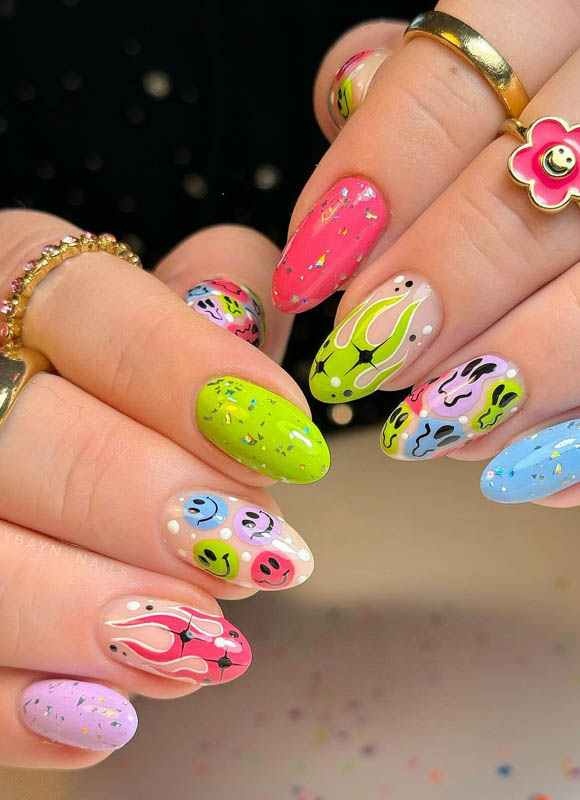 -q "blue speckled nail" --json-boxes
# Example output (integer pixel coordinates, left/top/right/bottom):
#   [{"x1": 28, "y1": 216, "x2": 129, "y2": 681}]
[{"x1": 480, "y1": 419, "x2": 580, "y2": 503}]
